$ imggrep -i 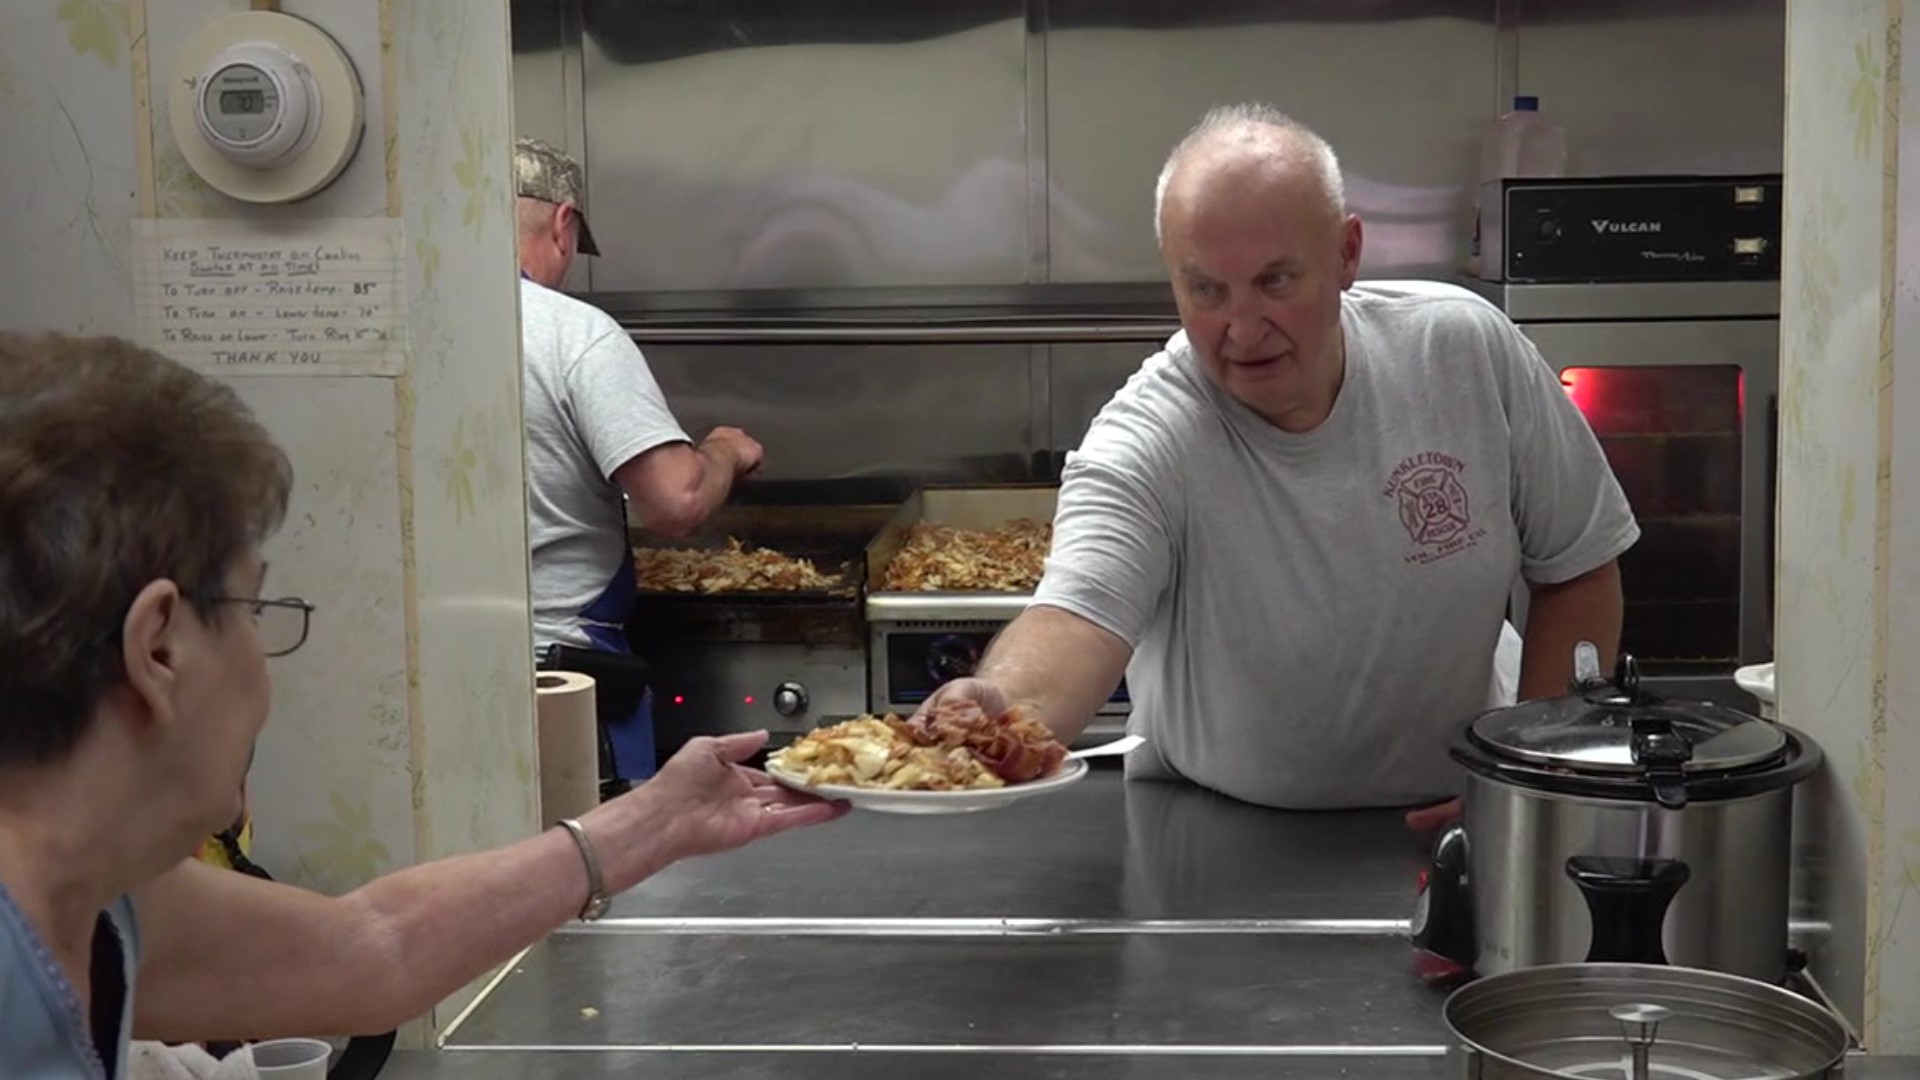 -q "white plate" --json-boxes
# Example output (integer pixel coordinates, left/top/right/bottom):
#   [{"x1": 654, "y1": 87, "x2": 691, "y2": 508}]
[{"x1": 764, "y1": 756, "x2": 1090, "y2": 815}]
